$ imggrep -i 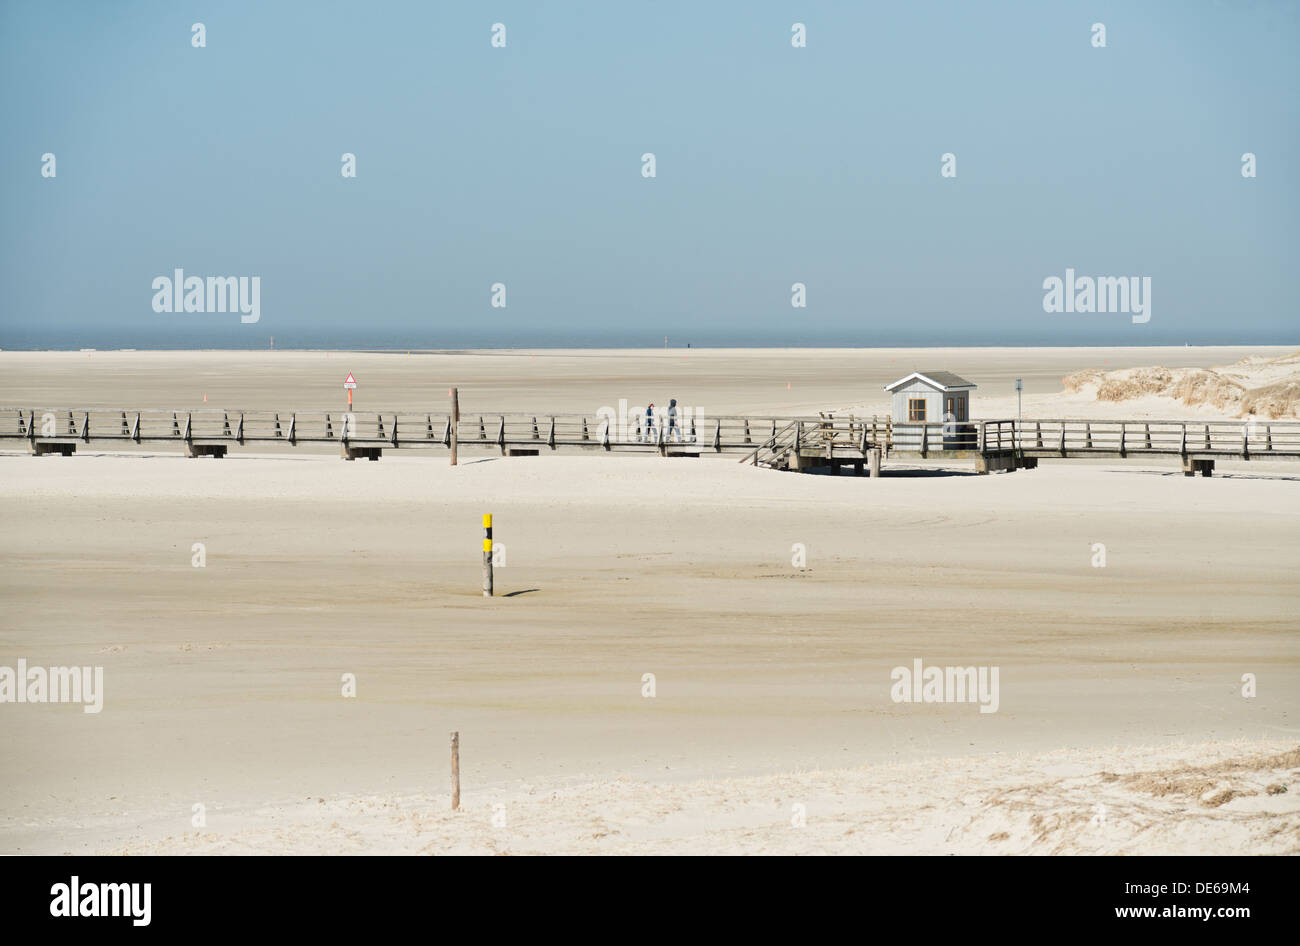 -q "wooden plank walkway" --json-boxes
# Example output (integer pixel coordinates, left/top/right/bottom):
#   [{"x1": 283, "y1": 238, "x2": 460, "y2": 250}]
[{"x1": 3, "y1": 408, "x2": 1298, "y2": 473}]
